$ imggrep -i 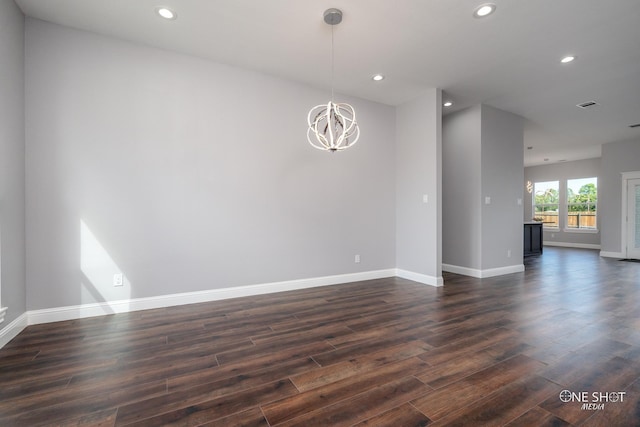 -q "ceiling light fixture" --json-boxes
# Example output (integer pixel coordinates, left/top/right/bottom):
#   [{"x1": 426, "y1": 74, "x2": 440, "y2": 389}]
[
  {"x1": 156, "y1": 7, "x2": 177, "y2": 20},
  {"x1": 443, "y1": 101, "x2": 453, "y2": 107},
  {"x1": 473, "y1": 3, "x2": 496, "y2": 18},
  {"x1": 307, "y1": 8, "x2": 360, "y2": 152},
  {"x1": 372, "y1": 74, "x2": 385, "y2": 82},
  {"x1": 561, "y1": 55, "x2": 576, "y2": 64}
]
